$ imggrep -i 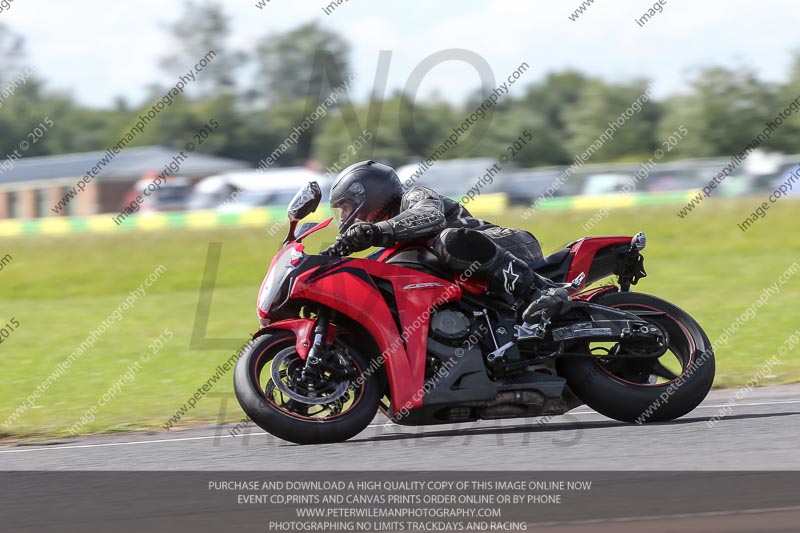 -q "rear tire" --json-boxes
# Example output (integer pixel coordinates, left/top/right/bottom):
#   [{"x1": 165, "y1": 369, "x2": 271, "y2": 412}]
[
  {"x1": 558, "y1": 292, "x2": 715, "y2": 423},
  {"x1": 234, "y1": 331, "x2": 381, "y2": 444}
]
